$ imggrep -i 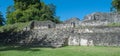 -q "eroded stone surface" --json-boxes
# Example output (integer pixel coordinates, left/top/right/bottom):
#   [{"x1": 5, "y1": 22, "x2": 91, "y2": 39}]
[{"x1": 0, "y1": 12, "x2": 120, "y2": 48}]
